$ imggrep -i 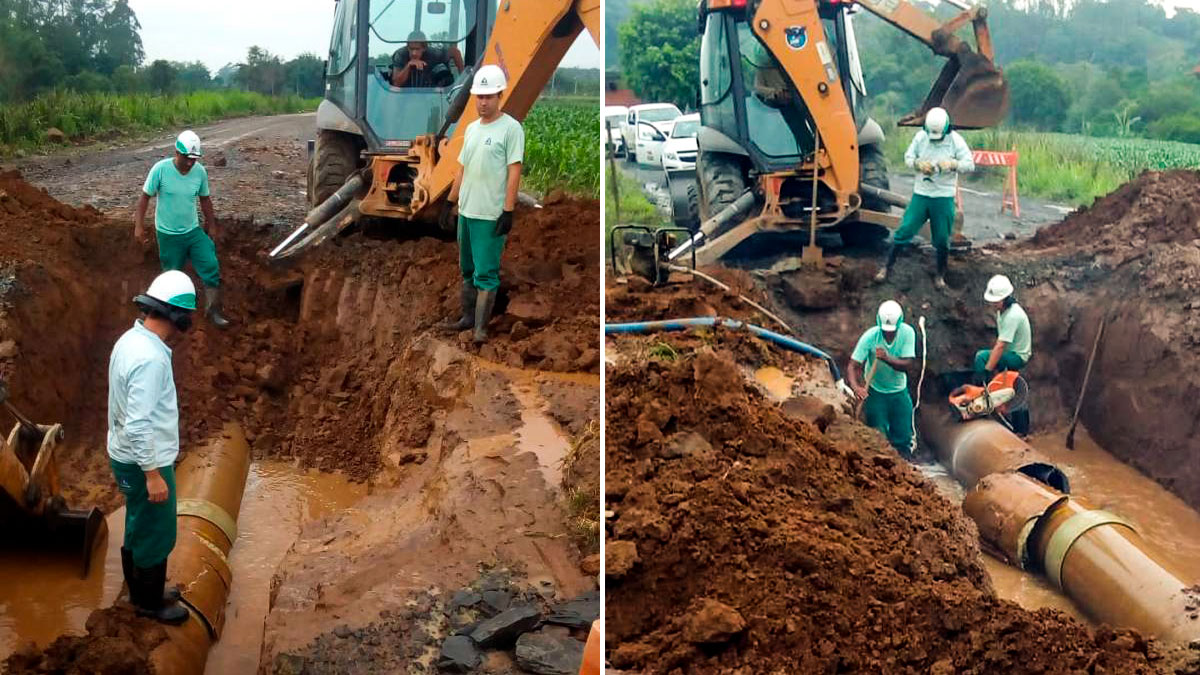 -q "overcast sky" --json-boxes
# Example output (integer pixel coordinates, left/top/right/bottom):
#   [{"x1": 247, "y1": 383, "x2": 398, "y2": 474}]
[{"x1": 129, "y1": 0, "x2": 601, "y2": 73}]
